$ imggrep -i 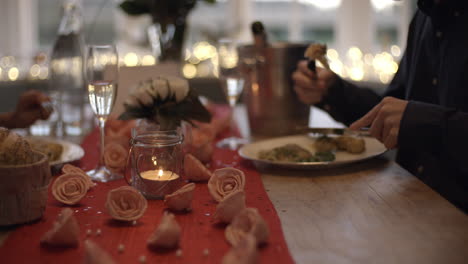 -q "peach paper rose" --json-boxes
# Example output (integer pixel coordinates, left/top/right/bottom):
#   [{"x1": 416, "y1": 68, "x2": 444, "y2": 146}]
[
  {"x1": 52, "y1": 173, "x2": 89, "y2": 205},
  {"x1": 62, "y1": 164, "x2": 95, "y2": 189},
  {"x1": 222, "y1": 233, "x2": 258, "y2": 264},
  {"x1": 103, "y1": 142, "x2": 128, "y2": 174},
  {"x1": 208, "y1": 168, "x2": 245, "y2": 202},
  {"x1": 184, "y1": 154, "x2": 212, "y2": 182},
  {"x1": 41, "y1": 208, "x2": 80, "y2": 248},
  {"x1": 164, "y1": 183, "x2": 196, "y2": 211},
  {"x1": 105, "y1": 186, "x2": 147, "y2": 221},
  {"x1": 84, "y1": 240, "x2": 116, "y2": 264},
  {"x1": 225, "y1": 208, "x2": 269, "y2": 246},
  {"x1": 147, "y1": 212, "x2": 181, "y2": 250},
  {"x1": 214, "y1": 190, "x2": 246, "y2": 223}
]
